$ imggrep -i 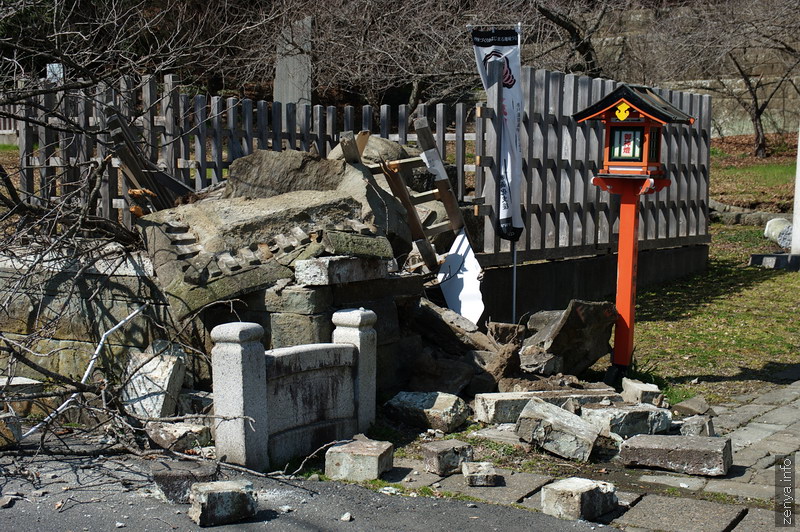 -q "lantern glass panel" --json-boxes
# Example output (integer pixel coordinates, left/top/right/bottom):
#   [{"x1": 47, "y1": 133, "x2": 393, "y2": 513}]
[{"x1": 610, "y1": 127, "x2": 643, "y2": 162}]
